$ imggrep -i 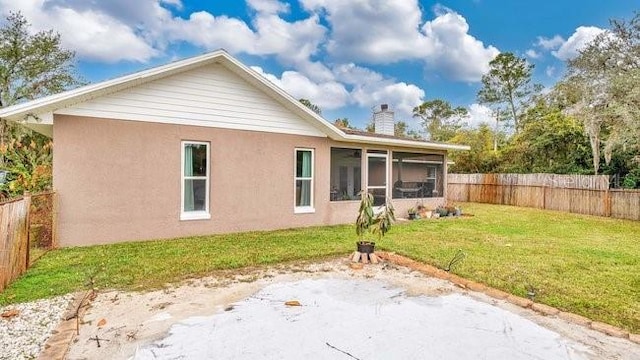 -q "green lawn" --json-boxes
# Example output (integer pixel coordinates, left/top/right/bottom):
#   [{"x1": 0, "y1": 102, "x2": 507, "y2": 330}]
[{"x1": 1, "y1": 203, "x2": 638, "y2": 333}]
